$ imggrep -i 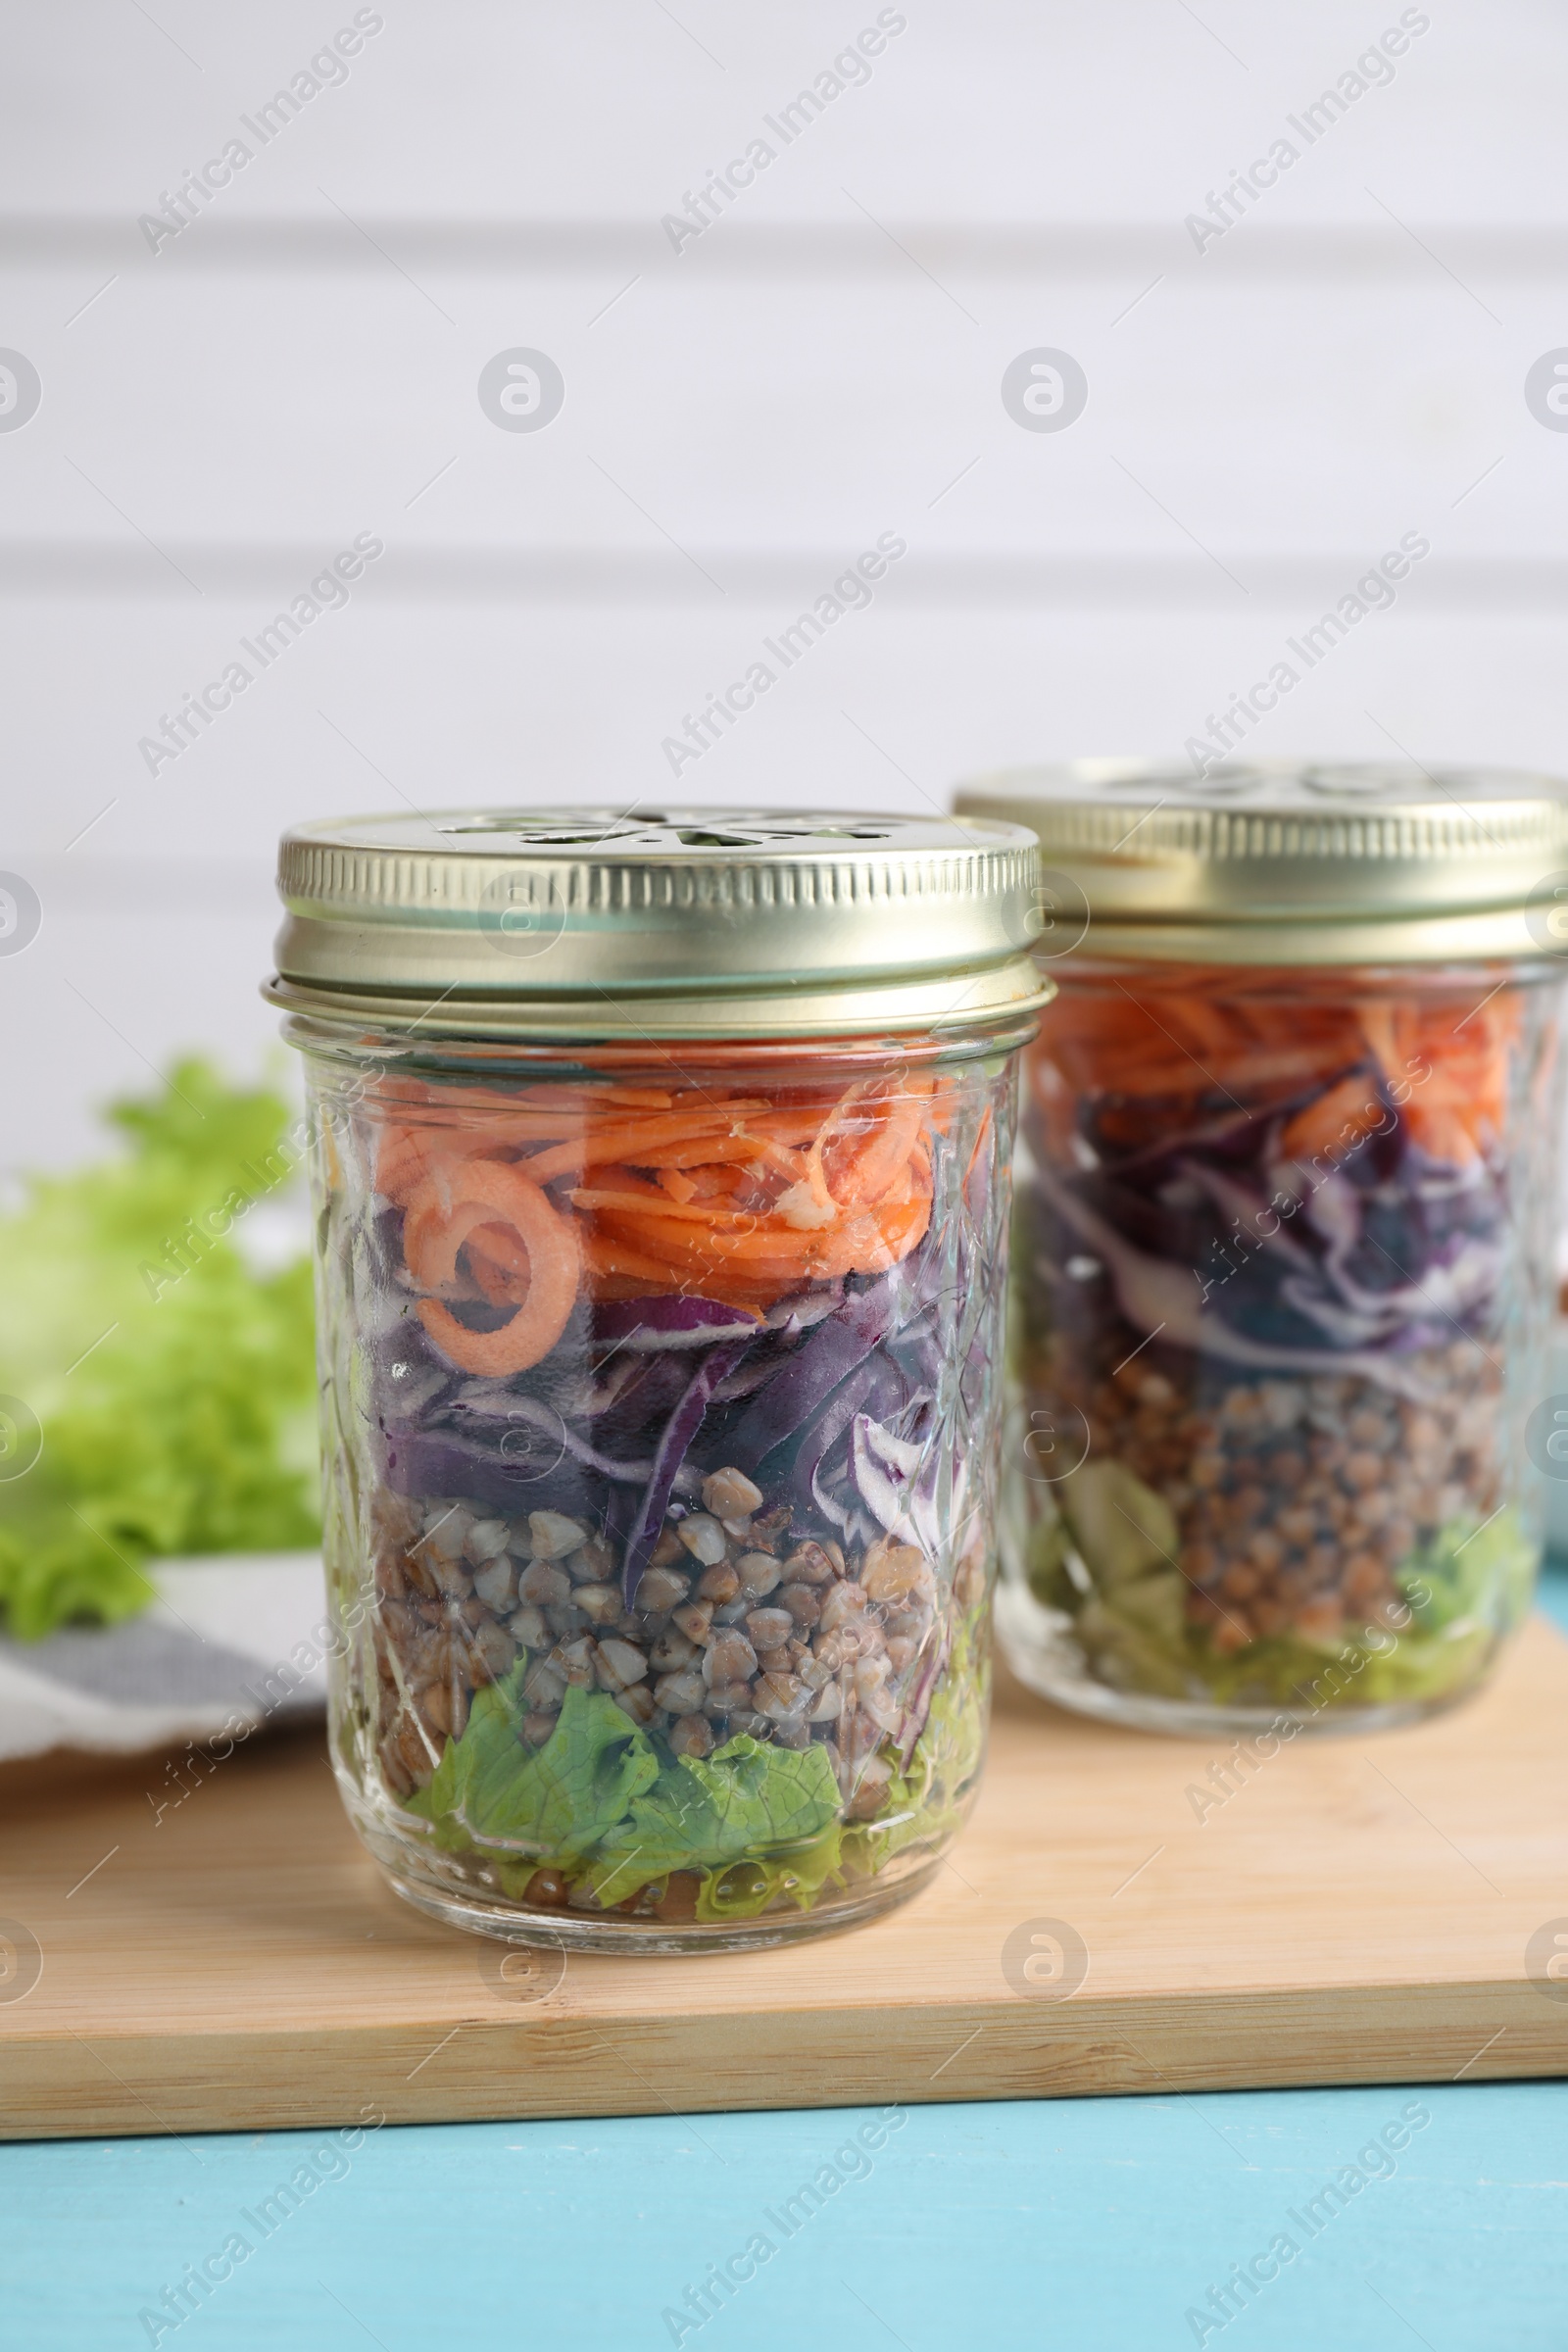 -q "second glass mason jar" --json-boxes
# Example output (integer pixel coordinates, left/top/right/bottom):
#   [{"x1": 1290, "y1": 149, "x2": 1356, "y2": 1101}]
[
  {"x1": 955, "y1": 760, "x2": 1568, "y2": 1737},
  {"x1": 268, "y1": 807, "x2": 1045, "y2": 1948}
]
